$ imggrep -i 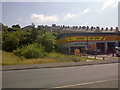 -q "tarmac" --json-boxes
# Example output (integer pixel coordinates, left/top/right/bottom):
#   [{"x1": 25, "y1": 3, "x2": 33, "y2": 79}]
[{"x1": 1, "y1": 54, "x2": 120, "y2": 71}]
